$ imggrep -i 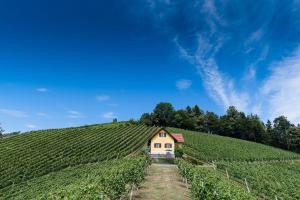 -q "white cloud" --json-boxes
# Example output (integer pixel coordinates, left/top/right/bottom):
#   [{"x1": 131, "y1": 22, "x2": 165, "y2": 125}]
[
  {"x1": 202, "y1": 0, "x2": 227, "y2": 29},
  {"x1": 96, "y1": 95, "x2": 110, "y2": 102},
  {"x1": 144, "y1": 0, "x2": 300, "y2": 124},
  {"x1": 102, "y1": 112, "x2": 117, "y2": 119},
  {"x1": 176, "y1": 79, "x2": 192, "y2": 90},
  {"x1": 26, "y1": 124, "x2": 37, "y2": 129},
  {"x1": 36, "y1": 88, "x2": 48, "y2": 92},
  {"x1": 176, "y1": 36, "x2": 250, "y2": 112},
  {"x1": 261, "y1": 47, "x2": 300, "y2": 123},
  {"x1": 178, "y1": 37, "x2": 300, "y2": 123},
  {"x1": 67, "y1": 110, "x2": 85, "y2": 119},
  {"x1": 0, "y1": 109, "x2": 27, "y2": 118}
]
